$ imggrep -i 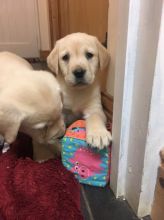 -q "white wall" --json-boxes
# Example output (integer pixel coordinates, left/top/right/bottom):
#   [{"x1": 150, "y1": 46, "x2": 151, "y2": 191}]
[
  {"x1": 0, "y1": 0, "x2": 40, "y2": 57},
  {"x1": 138, "y1": 2, "x2": 164, "y2": 216},
  {"x1": 125, "y1": 0, "x2": 162, "y2": 214},
  {"x1": 109, "y1": 0, "x2": 164, "y2": 217},
  {"x1": 0, "y1": 0, "x2": 51, "y2": 57}
]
